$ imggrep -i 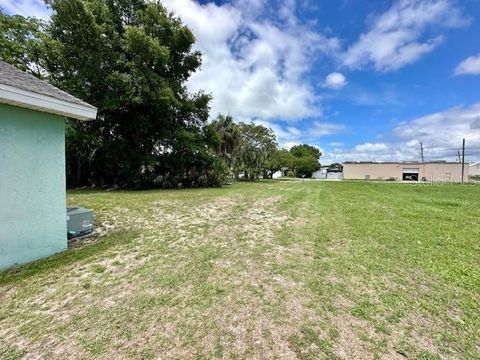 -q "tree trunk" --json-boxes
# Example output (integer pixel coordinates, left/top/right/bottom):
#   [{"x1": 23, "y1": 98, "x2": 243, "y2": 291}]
[{"x1": 76, "y1": 158, "x2": 83, "y2": 187}]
